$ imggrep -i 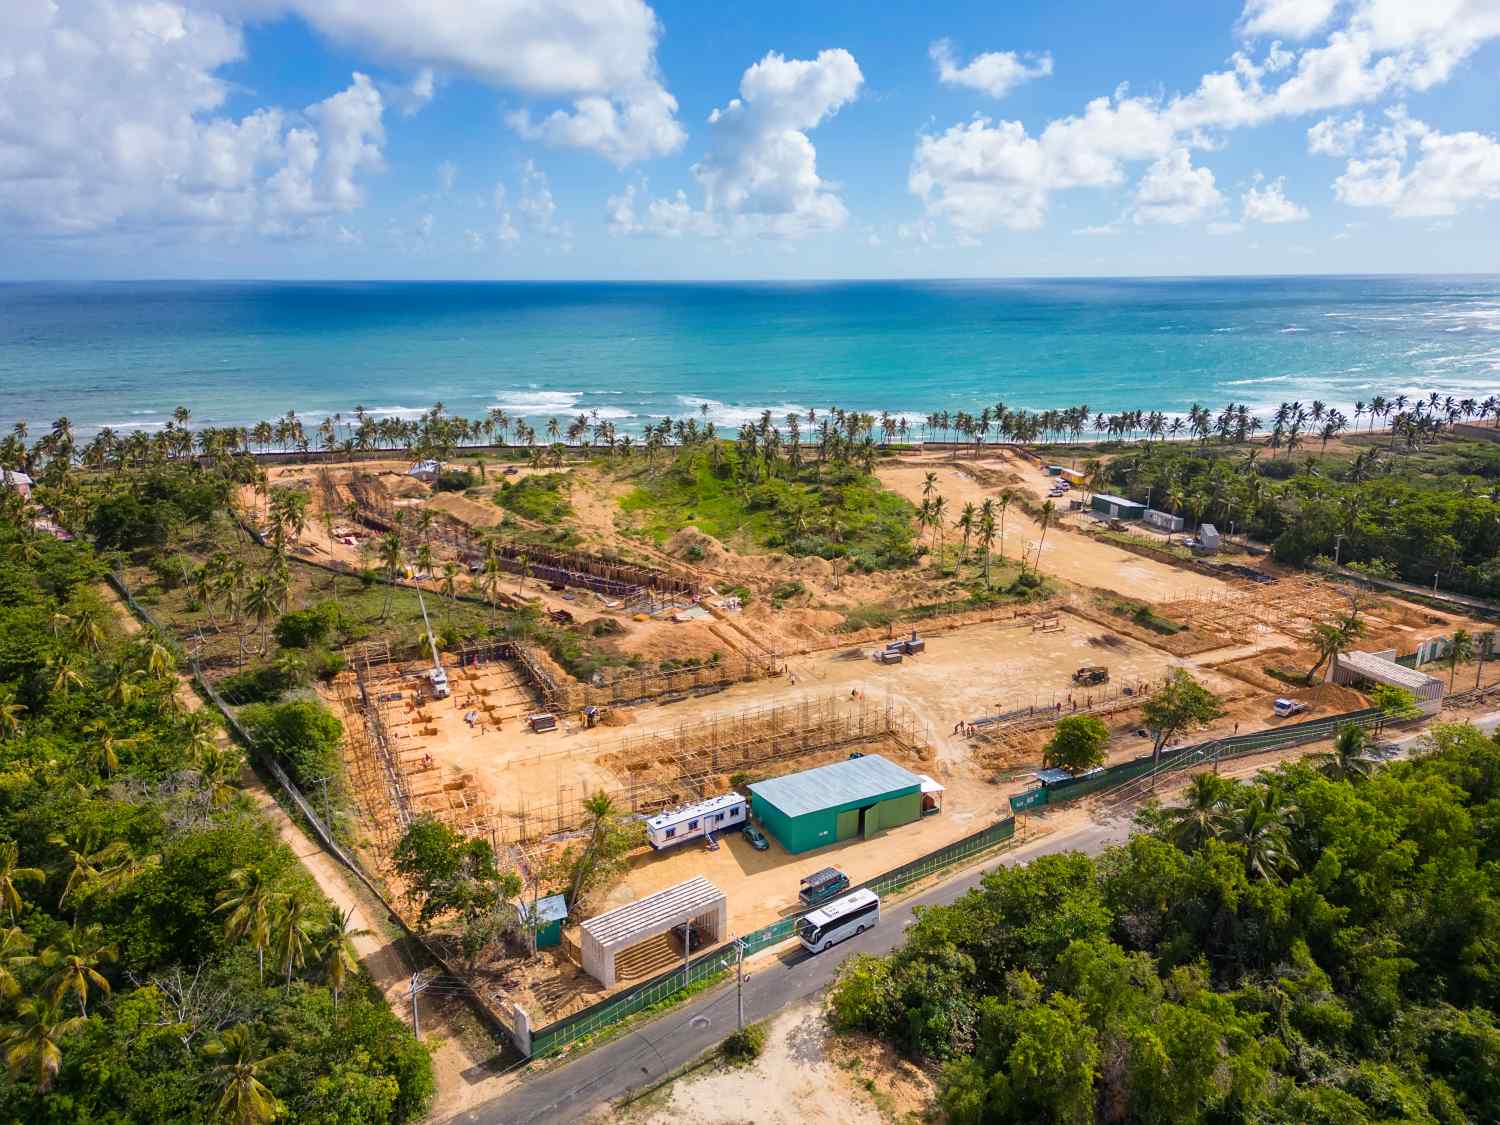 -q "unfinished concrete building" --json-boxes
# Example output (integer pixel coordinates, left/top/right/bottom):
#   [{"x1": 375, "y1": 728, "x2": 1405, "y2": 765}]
[{"x1": 579, "y1": 876, "x2": 728, "y2": 988}]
